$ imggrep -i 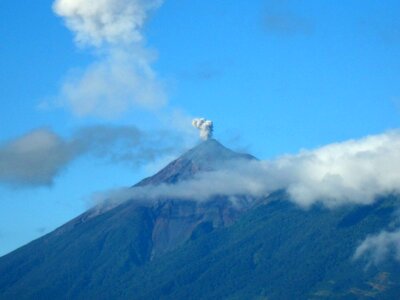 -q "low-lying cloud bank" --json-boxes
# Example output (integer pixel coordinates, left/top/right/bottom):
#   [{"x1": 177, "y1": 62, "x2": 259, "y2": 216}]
[
  {"x1": 95, "y1": 130, "x2": 400, "y2": 208},
  {"x1": 0, "y1": 125, "x2": 180, "y2": 187}
]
